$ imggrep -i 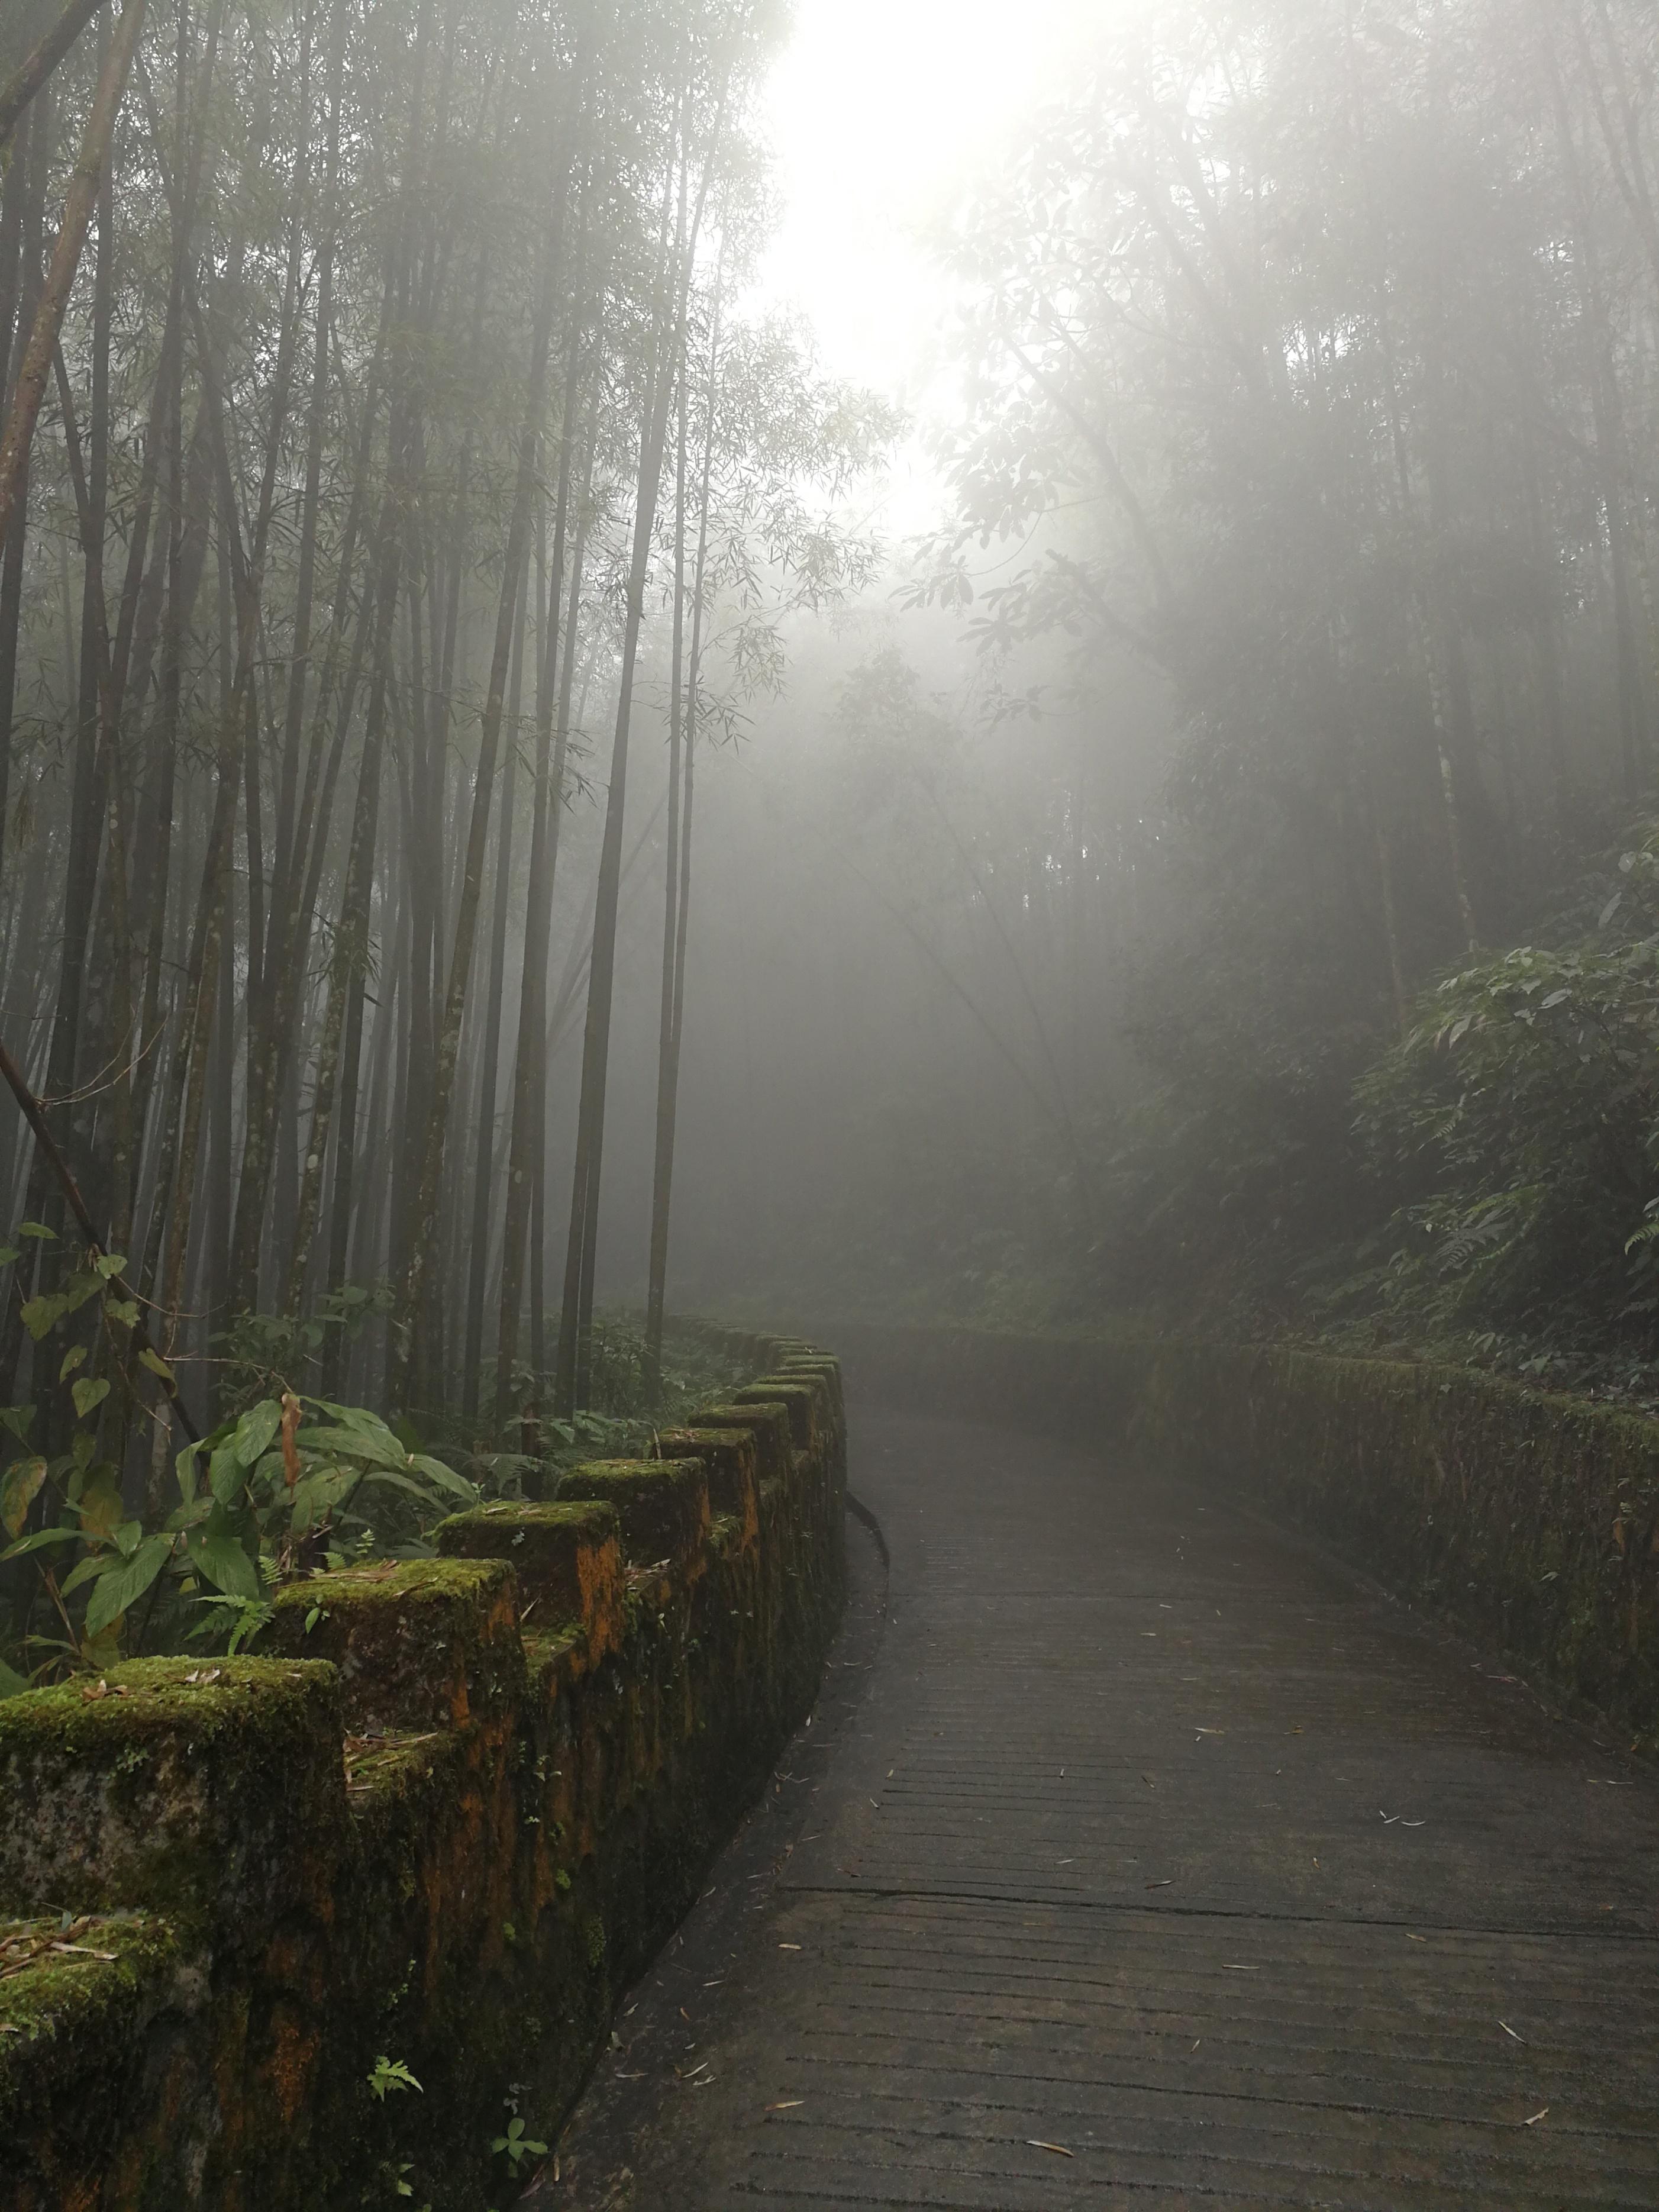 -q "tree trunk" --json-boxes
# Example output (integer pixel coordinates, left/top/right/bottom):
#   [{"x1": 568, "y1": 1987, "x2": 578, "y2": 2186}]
[
  {"x1": 0, "y1": 0, "x2": 149, "y2": 551},
  {"x1": 460, "y1": 552, "x2": 527, "y2": 1420},
  {"x1": 393, "y1": 155, "x2": 567, "y2": 1406}
]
